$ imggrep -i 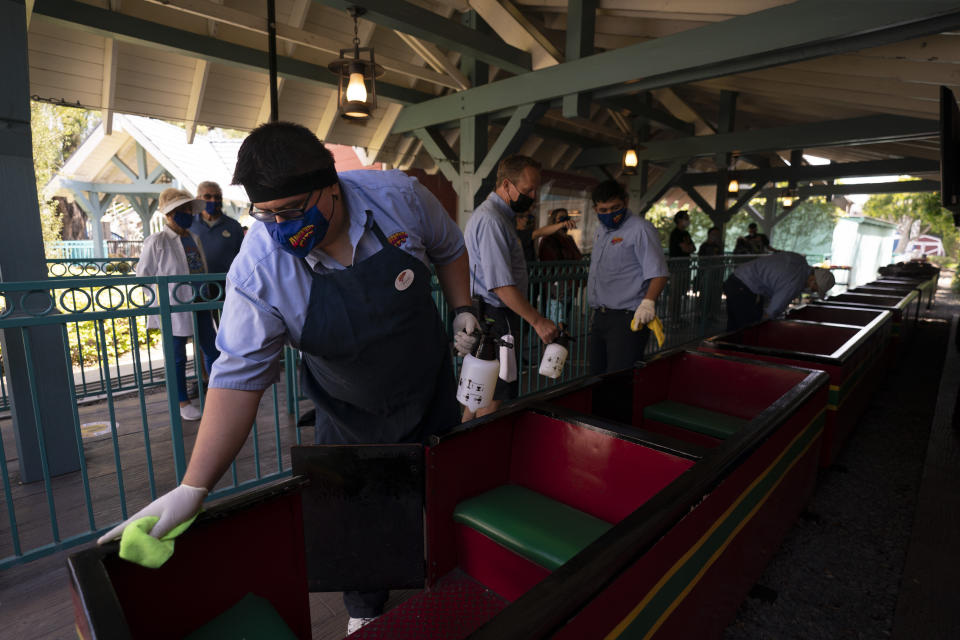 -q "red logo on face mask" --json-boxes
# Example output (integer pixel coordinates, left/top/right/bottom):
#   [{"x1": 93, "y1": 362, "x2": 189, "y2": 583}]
[
  {"x1": 288, "y1": 225, "x2": 315, "y2": 248},
  {"x1": 611, "y1": 237, "x2": 623, "y2": 245},
  {"x1": 388, "y1": 231, "x2": 409, "y2": 248}
]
